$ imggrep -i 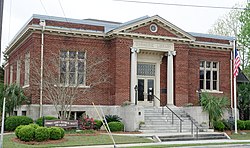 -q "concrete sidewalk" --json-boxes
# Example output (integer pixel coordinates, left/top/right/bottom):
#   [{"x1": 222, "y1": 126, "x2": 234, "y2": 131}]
[
  {"x1": 56, "y1": 131, "x2": 250, "y2": 148},
  {"x1": 57, "y1": 139, "x2": 250, "y2": 148}
]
